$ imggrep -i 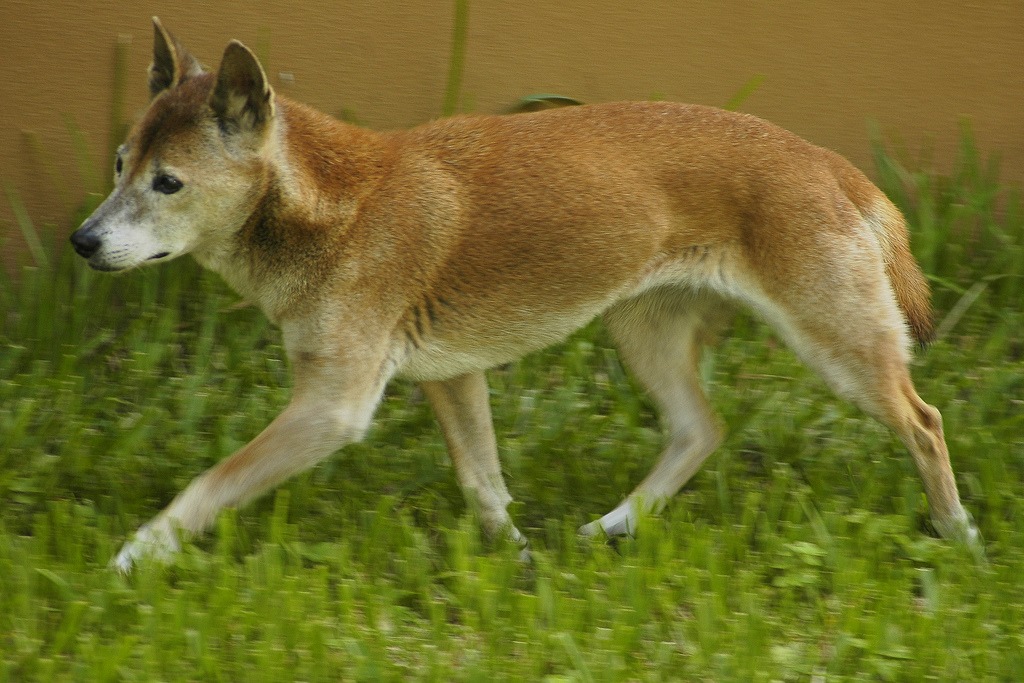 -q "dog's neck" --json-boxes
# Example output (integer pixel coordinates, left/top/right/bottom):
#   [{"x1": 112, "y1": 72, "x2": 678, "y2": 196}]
[
  {"x1": 196, "y1": 99, "x2": 391, "y2": 322},
  {"x1": 273, "y1": 99, "x2": 391, "y2": 212}
]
